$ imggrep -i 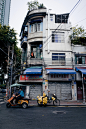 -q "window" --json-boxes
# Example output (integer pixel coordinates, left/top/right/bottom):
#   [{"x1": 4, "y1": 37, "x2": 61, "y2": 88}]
[
  {"x1": 75, "y1": 56, "x2": 86, "y2": 64},
  {"x1": 31, "y1": 24, "x2": 33, "y2": 32},
  {"x1": 30, "y1": 22, "x2": 42, "y2": 33},
  {"x1": 31, "y1": 45, "x2": 42, "y2": 59},
  {"x1": 37, "y1": 23, "x2": 40, "y2": 31},
  {"x1": 52, "y1": 32, "x2": 64, "y2": 43},
  {"x1": 55, "y1": 14, "x2": 69, "y2": 23},
  {"x1": 34, "y1": 23, "x2": 37, "y2": 32},
  {"x1": 52, "y1": 53, "x2": 65, "y2": 65}
]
